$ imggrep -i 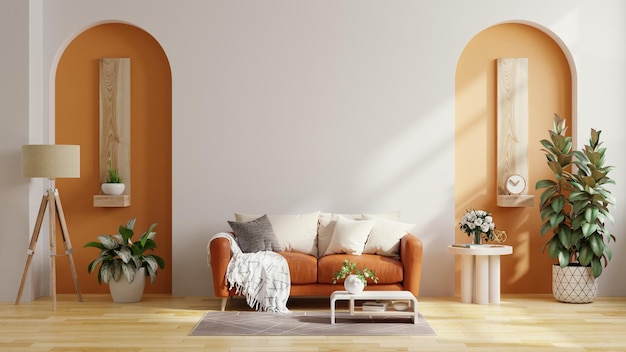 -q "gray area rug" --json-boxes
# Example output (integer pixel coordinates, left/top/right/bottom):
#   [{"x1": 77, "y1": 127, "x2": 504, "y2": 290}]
[{"x1": 189, "y1": 311, "x2": 436, "y2": 336}]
